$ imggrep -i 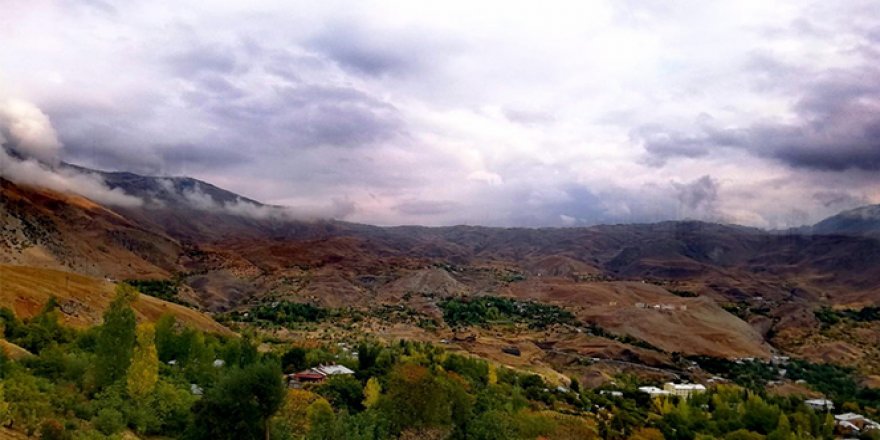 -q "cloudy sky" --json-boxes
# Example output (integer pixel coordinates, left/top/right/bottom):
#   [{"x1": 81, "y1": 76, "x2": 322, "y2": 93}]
[{"x1": 1, "y1": 0, "x2": 878, "y2": 227}]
